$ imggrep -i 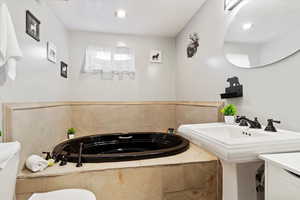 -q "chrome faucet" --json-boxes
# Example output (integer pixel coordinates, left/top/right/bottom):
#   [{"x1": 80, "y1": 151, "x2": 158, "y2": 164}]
[{"x1": 236, "y1": 116, "x2": 262, "y2": 129}]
